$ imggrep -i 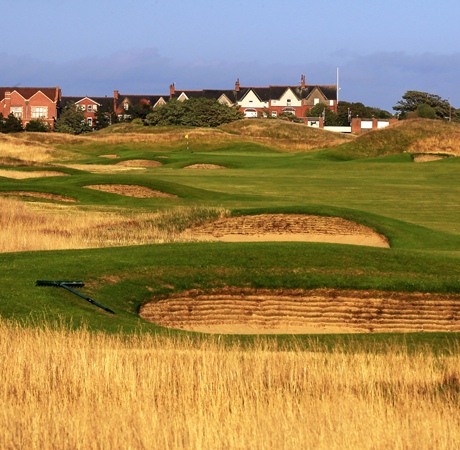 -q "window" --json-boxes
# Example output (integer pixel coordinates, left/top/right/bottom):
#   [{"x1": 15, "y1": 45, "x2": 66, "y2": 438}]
[
  {"x1": 124, "y1": 103, "x2": 129, "y2": 111},
  {"x1": 80, "y1": 105, "x2": 86, "y2": 111},
  {"x1": 87, "y1": 118, "x2": 93, "y2": 127},
  {"x1": 287, "y1": 99, "x2": 291, "y2": 106},
  {"x1": 87, "y1": 105, "x2": 92, "y2": 112},
  {"x1": 271, "y1": 111, "x2": 277, "y2": 117},
  {"x1": 314, "y1": 98, "x2": 320, "y2": 105},
  {"x1": 10, "y1": 106, "x2": 23, "y2": 118},
  {"x1": 31, "y1": 107, "x2": 48, "y2": 119},
  {"x1": 92, "y1": 105, "x2": 97, "y2": 111}
]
